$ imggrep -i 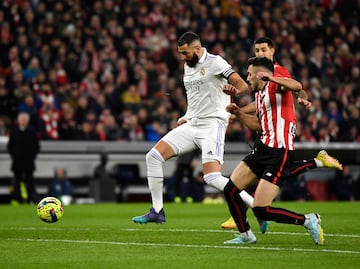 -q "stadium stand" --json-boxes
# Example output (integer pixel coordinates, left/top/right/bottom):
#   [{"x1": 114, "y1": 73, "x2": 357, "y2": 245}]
[{"x1": 0, "y1": 1, "x2": 359, "y2": 203}]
